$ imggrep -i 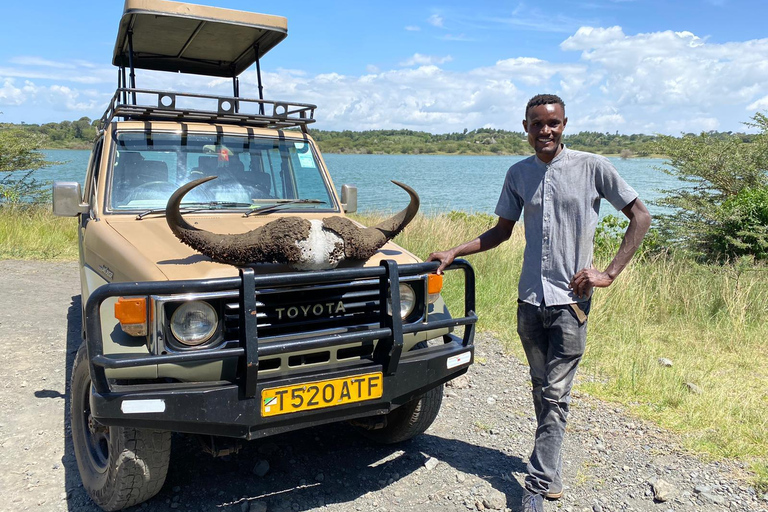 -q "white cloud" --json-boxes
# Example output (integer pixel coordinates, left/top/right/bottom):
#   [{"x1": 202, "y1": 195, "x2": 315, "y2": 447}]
[
  {"x1": 399, "y1": 54, "x2": 453, "y2": 67},
  {"x1": 3, "y1": 27, "x2": 768, "y2": 134},
  {"x1": 404, "y1": 25, "x2": 420, "y2": 32},
  {"x1": 748, "y1": 95, "x2": 768, "y2": 111},
  {"x1": 427, "y1": 14, "x2": 444, "y2": 28},
  {"x1": 10, "y1": 56, "x2": 76, "y2": 69}
]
